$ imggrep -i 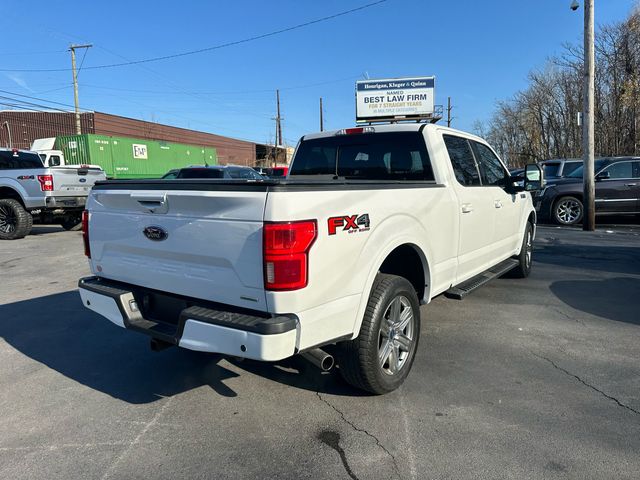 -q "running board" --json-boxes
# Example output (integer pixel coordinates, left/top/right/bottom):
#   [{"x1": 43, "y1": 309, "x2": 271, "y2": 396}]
[{"x1": 444, "y1": 259, "x2": 519, "y2": 300}]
